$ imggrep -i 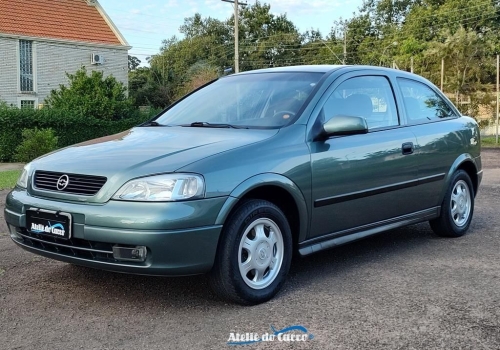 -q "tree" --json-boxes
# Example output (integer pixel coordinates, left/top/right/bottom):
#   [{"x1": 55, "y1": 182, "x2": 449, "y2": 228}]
[
  {"x1": 180, "y1": 13, "x2": 232, "y2": 41},
  {"x1": 426, "y1": 27, "x2": 488, "y2": 94},
  {"x1": 175, "y1": 62, "x2": 218, "y2": 100},
  {"x1": 425, "y1": 26, "x2": 495, "y2": 118},
  {"x1": 128, "y1": 66, "x2": 165, "y2": 107},
  {"x1": 126, "y1": 0, "x2": 500, "y2": 121},
  {"x1": 335, "y1": 14, "x2": 375, "y2": 65},
  {"x1": 300, "y1": 30, "x2": 343, "y2": 65},
  {"x1": 238, "y1": 2, "x2": 302, "y2": 69},
  {"x1": 45, "y1": 67, "x2": 133, "y2": 120},
  {"x1": 128, "y1": 55, "x2": 141, "y2": 71}
]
